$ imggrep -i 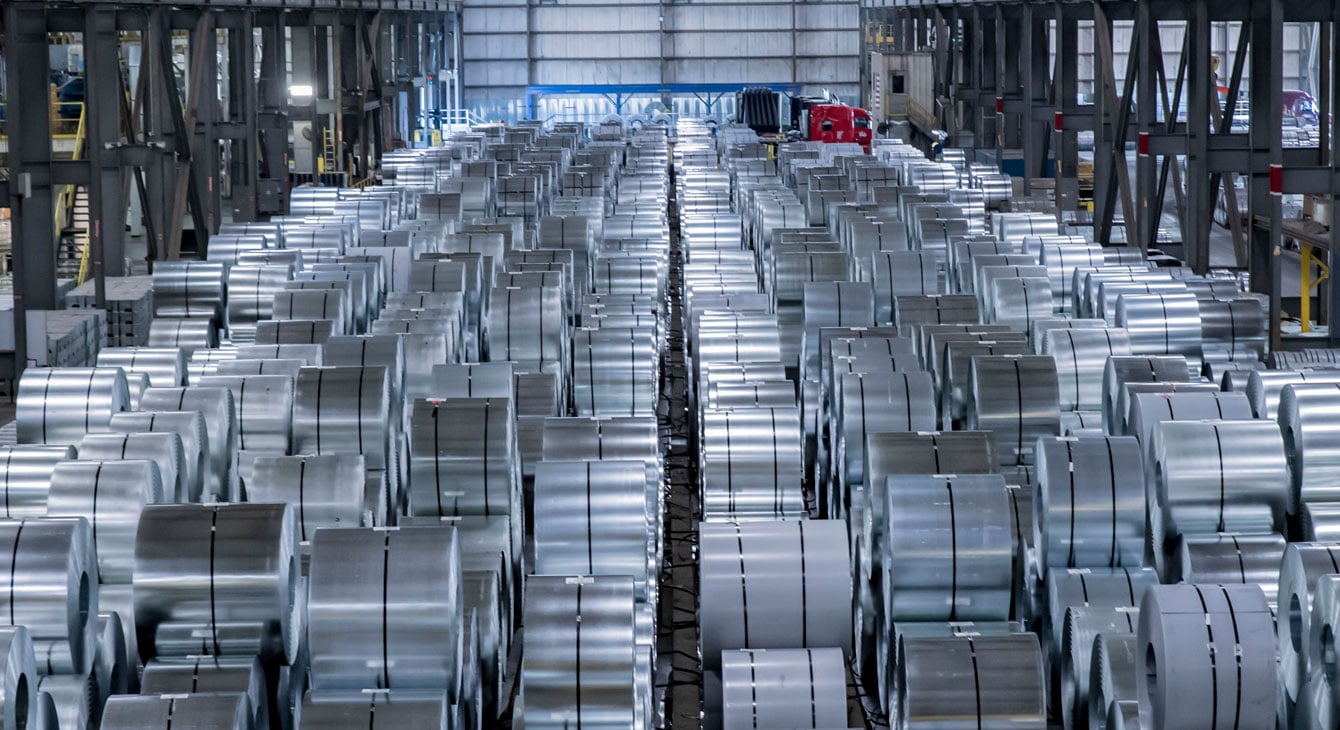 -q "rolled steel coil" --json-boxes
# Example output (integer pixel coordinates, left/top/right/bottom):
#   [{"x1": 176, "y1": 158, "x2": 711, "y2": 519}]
[
  {"x1": 1150, "y1": 420, "x2": 1288, "y2": 560},
  {"x1": 147, "y1": 318, "x2": 217, "y2": 356},
  {"x1": 193, "y1": 375, "x2": 293, "y2": 455},
  {"x1": 96, "y1": 348, "x2": 185, "y2": 388},
  {"x1": 1035, "y1": 436, "x2": 1146, "y2": 569},
  {"x1": 871, "y1": 252, "x2": 944, "y2": 323},
  {"x1": 1248, "y1": 369, "x2": 1340, "y2": 419},
  {"x1": 184, "y1": 349, "x2": 235, "y2": 382},
  {"x1": 1300, "y1": 503, "x2": 1340, "y2": 542},
  {"x1": 1100, "y1": 356, "x2": 1190, "y2": 433},
  {"x1": 16, "y1": 368, "x2": 129, "y2": 446},
  {"x1": 212, "y1": 358, "x2": 305, "y2": 379},
  {"x1": 1114, "y1": 292, "x2": 1204, "y2": 371},
  {"x1": 1216, "y1": 366, "x2": 1261, "y2": 393},
  {"x1": 1277, "y1": 543, "x2": 1340, "y2": 706},
  {"x1": 0, "y1": 518, "x2": 98, "y2": 675},
  {"x1": 430, "y1": 363, "x2": 514, "y2": 400},
  {"x1": 133, "y1": 503, "x2": 297, "y2": 664},
  {"x1": 233, "y1": 344, "x2": 323, "y2": 367},
  {"x1": 463, "y1": 569, "x2": 504, "y2": 721},
  {"x1": 988, "y1": 276, "x2": 1053, "y2": 332},
  {"x1": 884, "y1": 474, "x2": 1013, "y2": 622},
  {"x1": 36, "y1": 673, "x2": 93, "y2": 730},
  {"x1": 1045, "y1": 567, "x2": 1159, "y2": 661},
  {"x1": 47, "y1": 460, "x2": 163, "y2": 583},
  {"x1": 308, "y1": 526, "x2": 462, "y2": 697},
  {"x1": 125, "y1": 372, "x2": 150, "y2": 411},
  {"x1": 1043, "y1": 328, "x2": 1134, "y2": 412},
  {"x1": 890, "y1": 294, "x2": 979, "y2": 337},
  {"x1": 882, "y1": 620, "x2": 1026, "y2": 722},
  {"x1": 705, "y1": 380, "x2": 794, "y2": 410},
  {"x1": 967, "y1": 355, "x2": 1061, "y2": 467},
  {"x1": 0, "y1": 445, "x2": 76, "y2": 518},
  {"x1": 321, "y1": 334, "x2": 406, "y2": 405},
  {"x1": 247, "y1": 454, "x2": 377, "y2": 537},
  {"x1": 138, "y1": 387, "x2": 235, "y2": 502},
  {"x1": 225, "y1": 265, "x2": 294, "y2": 342},
  {"x1": 152, "y1": 261, "x2": 226, "y2": 321},
  {"x1": 922, "y1": 324, "x2": 1019, "y2": 381},
  {"x1": 700, "y1": 520, "x2": 851, "y2": 668},
  {"x1": 1060, "y1": 607, "x2": 1140, "y2": 730},
  {"x1": 1095, "y1": 281, "x2": 1192, "y2": 324},
  {"x1": 1088, "y1": 632, "x2": 1138, "y2": 730},
  {"x1": 1030, "y1": 318, "x2": 1109, "y2": 353},
  {"x1": 720, "y1": 648, "x2": 846, "y2": 730},
  {"x1": 108, "y1": 410, "x2": 206, "y2": 503},
  {"x1": 140, "y1": 656, "x2": 266, "y2": 730},
  {"x1": 95, "y1": 610, "x2": 130, "y2": 697},
  {"x1": 539, "y1": 416, "x2": 660, "y2": 486},
  {"x1": 1306, "y1": 574, "x2": 1340, "y2": 728},
  {"x1": 272, "y1": 289, "x2": 350, "y2": 336},
  {"x1": 1198, "y1": 298, "x2": 1266, "y2": 365},
  {"x1": 835, "y1": 370, "x2": 936, "y2": 497},
  {"x1": 801, "y1": 282, "x2": 876, "y2": 375},
  {"x1": 487, "y1": 285, "x2": 565, "y2": 367},
  {"x1": 1060, "y1": 410, "x2": 1105, "y2": 438},
  {"x1": 1137, "y1": 584, "x2": 1276, "y2": 730},
  {"x1": 1125, "y1": 390, "x2": 1253, "y2": 446},
  {"x1": 572, "y1": 327, "x2": 658, "y2": 417},
  {"x1": 407, "y1": 398, "x2": 520, "y2": 521},
  {"x1": 0, "y1": 627, "x2": 36, "y2": 730},
  {"x1": 897, "y1": 634, "x2": 1046, "y2": 729},
  {"x1": 939, "y1": 338, "x2": 1030, "y2": 428},
  {"x1": 533, "y1": 460, "x2": 652, "y2": 600},
  {"x1": 100, "y1": 693, "x2": 249, "y2": 729},
  {"x1": 299, "y1": 691, "x2": 449, "y2": 729},
  {"x1": 522, "y1": 575, "x2": 639, "y2": 730},
  {"x1": 291, "y1": 366, "x2": 390, "y2": 470},
  {"x1": 699, "y1": 407, "x2": 804, "y2": 518},
  {"x1": 1173, "y1": 532, "x2": 1286, "y2": 603},
  {"x1": 253, "y1": 319, "x2": 337, "y2": 345},
  {"x1": 77, "y1": 432, "x2": 184, "y2": 505},
  {"x1": 1276, "y1": 383, "x2": 1340, "y2": 512}
]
